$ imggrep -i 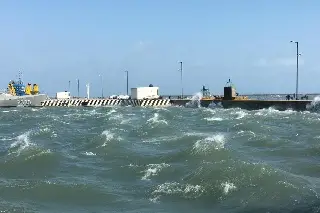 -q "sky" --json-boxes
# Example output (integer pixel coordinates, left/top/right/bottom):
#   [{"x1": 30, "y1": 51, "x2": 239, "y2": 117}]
[{"x1": 0, "y1": 0, "x2": 320, "y2": 97}]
